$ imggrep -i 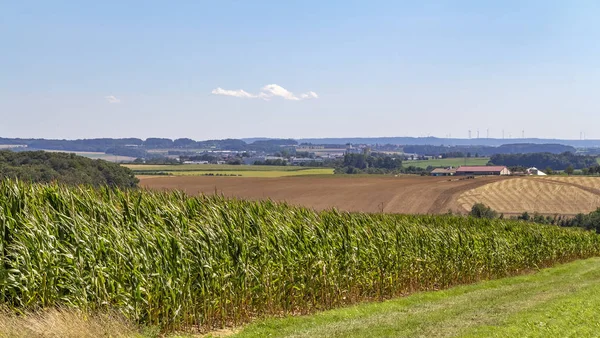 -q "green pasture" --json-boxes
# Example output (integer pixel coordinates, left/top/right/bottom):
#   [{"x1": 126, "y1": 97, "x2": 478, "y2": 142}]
[
  {"x1": 125, "y1": 164, "x2": 333, "y2": 177},
  {"x1": 124, "y1": 164, "x2": 297, "y2": 171}
]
